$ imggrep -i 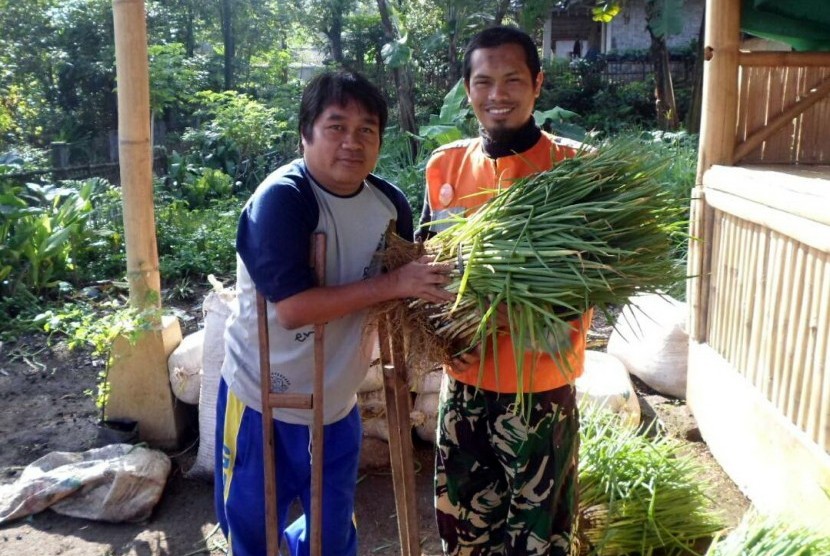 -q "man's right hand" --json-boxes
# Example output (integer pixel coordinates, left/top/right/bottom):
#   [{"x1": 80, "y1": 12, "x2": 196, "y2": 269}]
[{"x1": 388, "y1": 255, "x2": 455, "y2": 304}]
